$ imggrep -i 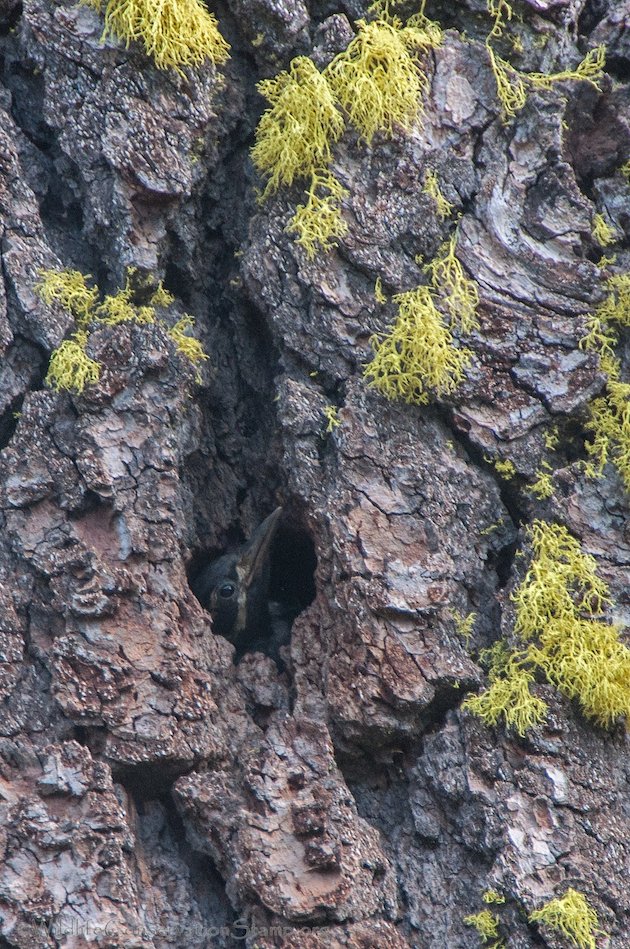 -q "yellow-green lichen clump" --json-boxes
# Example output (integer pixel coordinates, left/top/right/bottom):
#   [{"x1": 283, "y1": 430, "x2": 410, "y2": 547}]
[
  {"x1": 46, "y1": 332, "x2": 101, "y2": 394},
  {"x1": 82, "y1": 0, "x2": 229, "y2": 73},
  {"x1": 36, "y1": 268, "x2": 208, "y2": 393},
  {"x1": 529, "y1": 889, "x2": 606, "y2": 949},
  {"x1": 528, "y1": 461, "x2": 555, "y2": 500},
  {"x1": 364, "y1": 285, "x2": 471, "y2": 404},
  {"x1": 325, "y1": 17, "x2": 436, "y2": 143},
  {"x1": 364, "y1": 235, "x2": 479, "y2": 405},
  {"x1": 251, "y1": 57, "x2": 345, "y2": 200},
  {"x1": 423, "y1": 170, "x2": 453, "y2": 220},
  {"x1": 251, "y1": 13, "x2": 442, "y2": 258},
  {"x1": 463, "y1": 909, "x2": 504, "y2": 948},
  {"x1": 580, "y1": 274, "x2": 630, "y2": 493},
  {"x1": 463, "y1": 641, "x2": 548, "y2": 736},
  {"x1": 463, "y1": 520, "x2": 630, "y2": 734},
  {"x1": 286, "y1": 170, "x2": 349, "y2": 258}
]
